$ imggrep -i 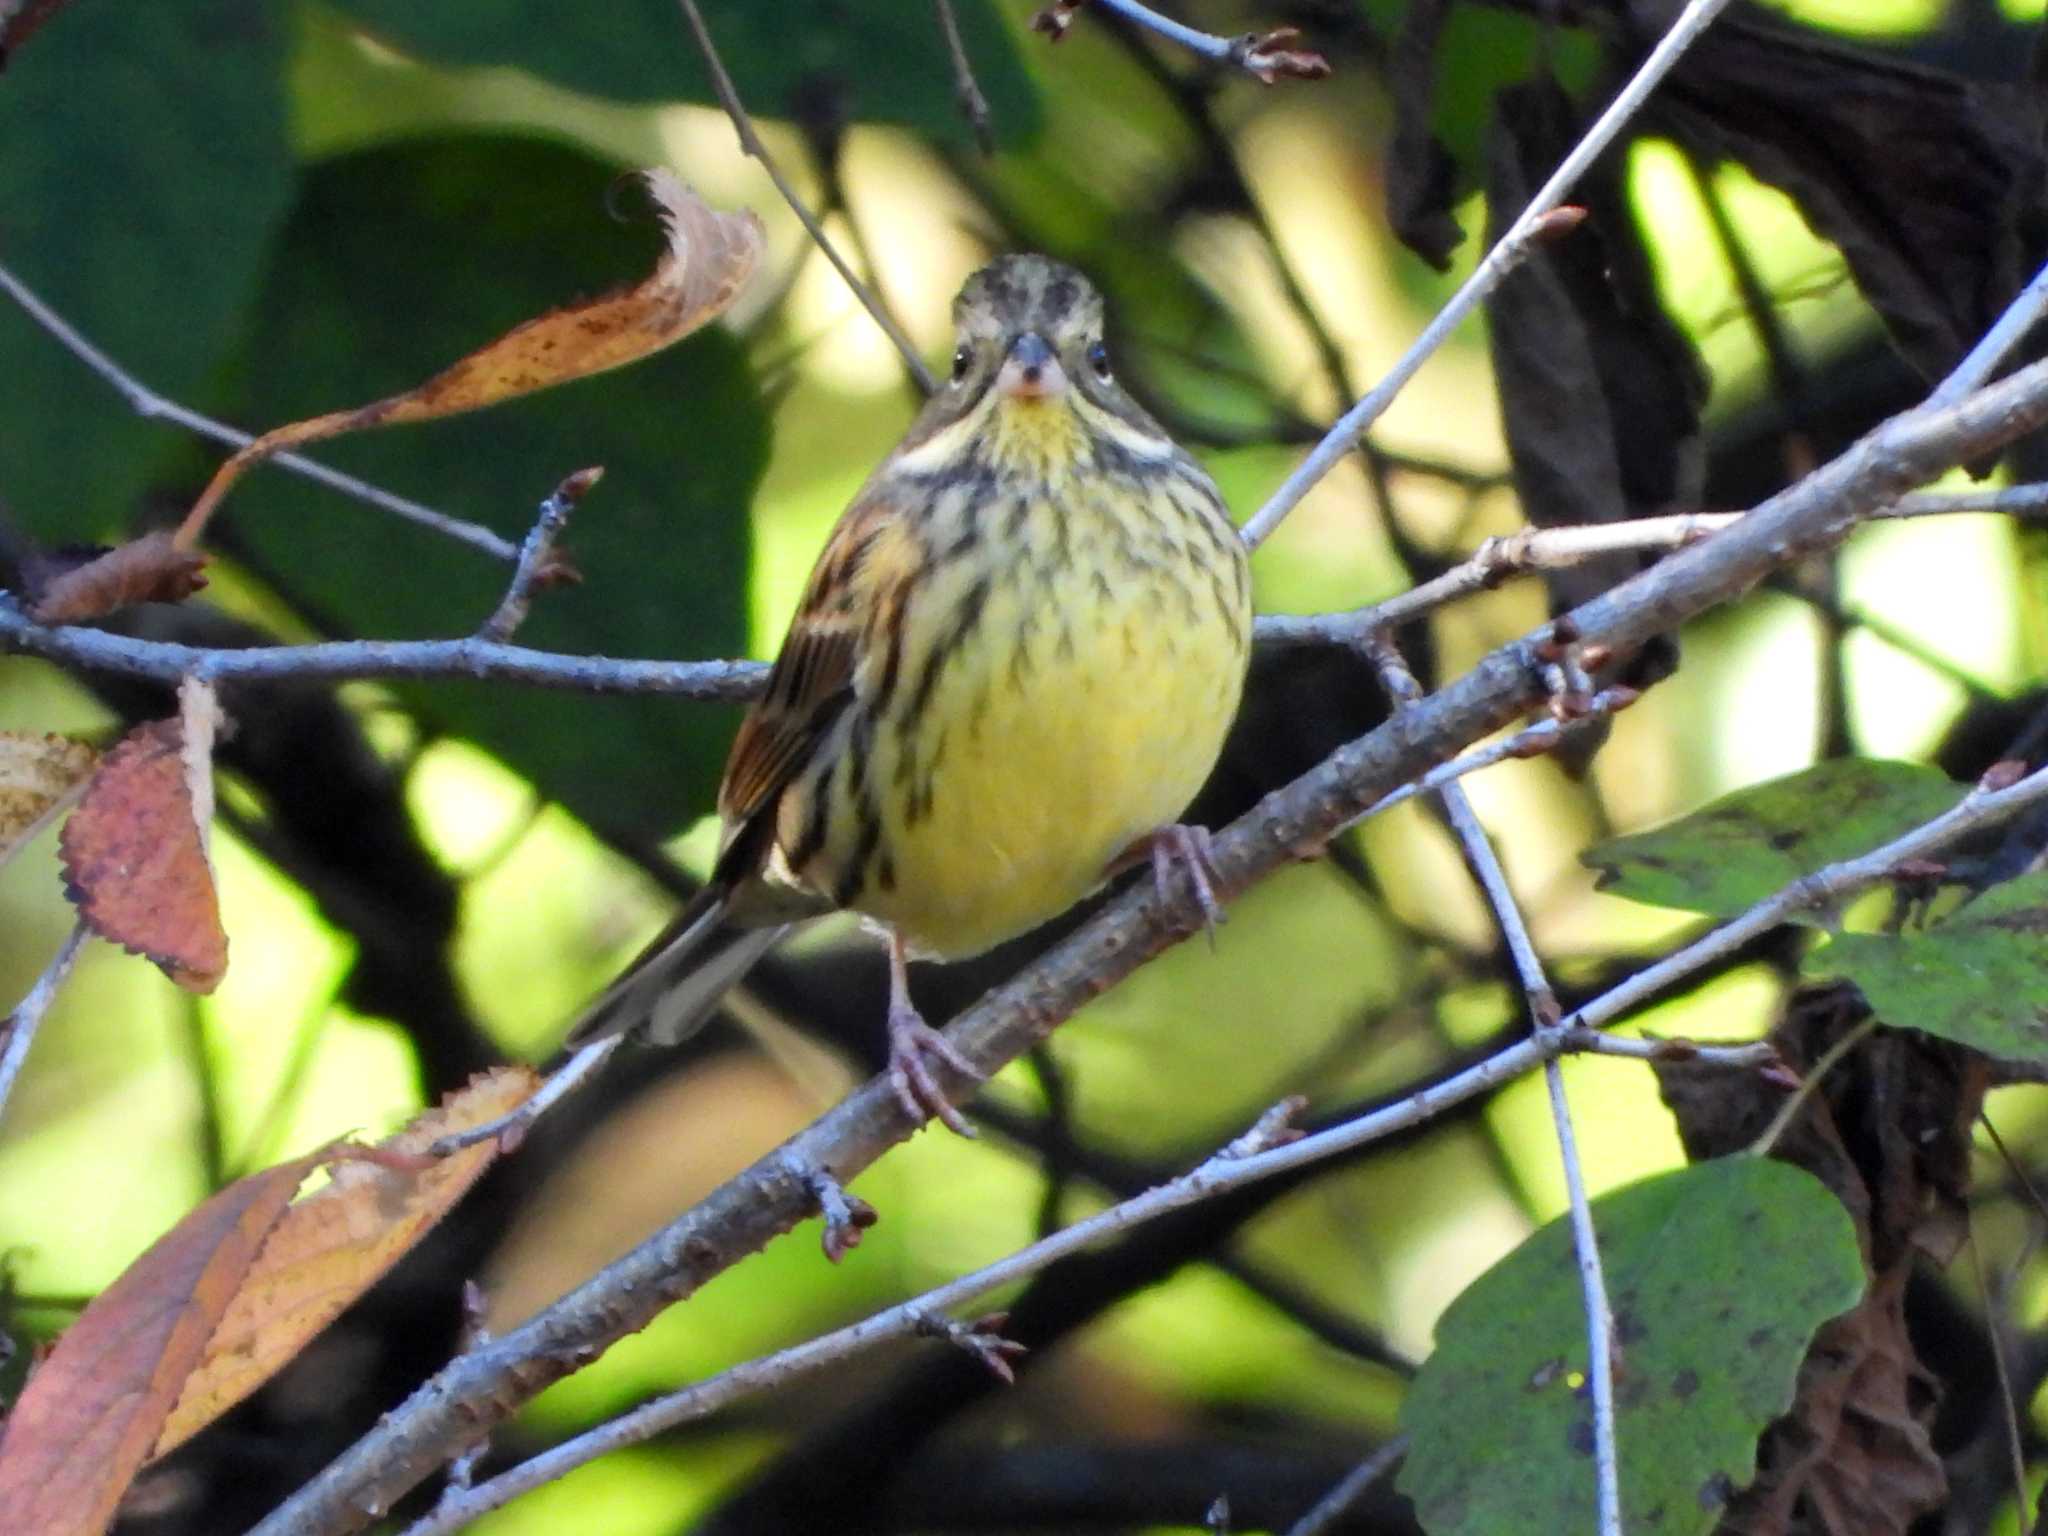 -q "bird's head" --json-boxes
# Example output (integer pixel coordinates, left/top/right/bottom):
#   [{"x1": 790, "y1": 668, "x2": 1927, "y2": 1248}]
[
  {"x1": 908, "y1": 254, "x2": 1171, "y2": 477},
  {"x1": 950, "y1": 253, "x2": 1107, "y2": 409}
]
